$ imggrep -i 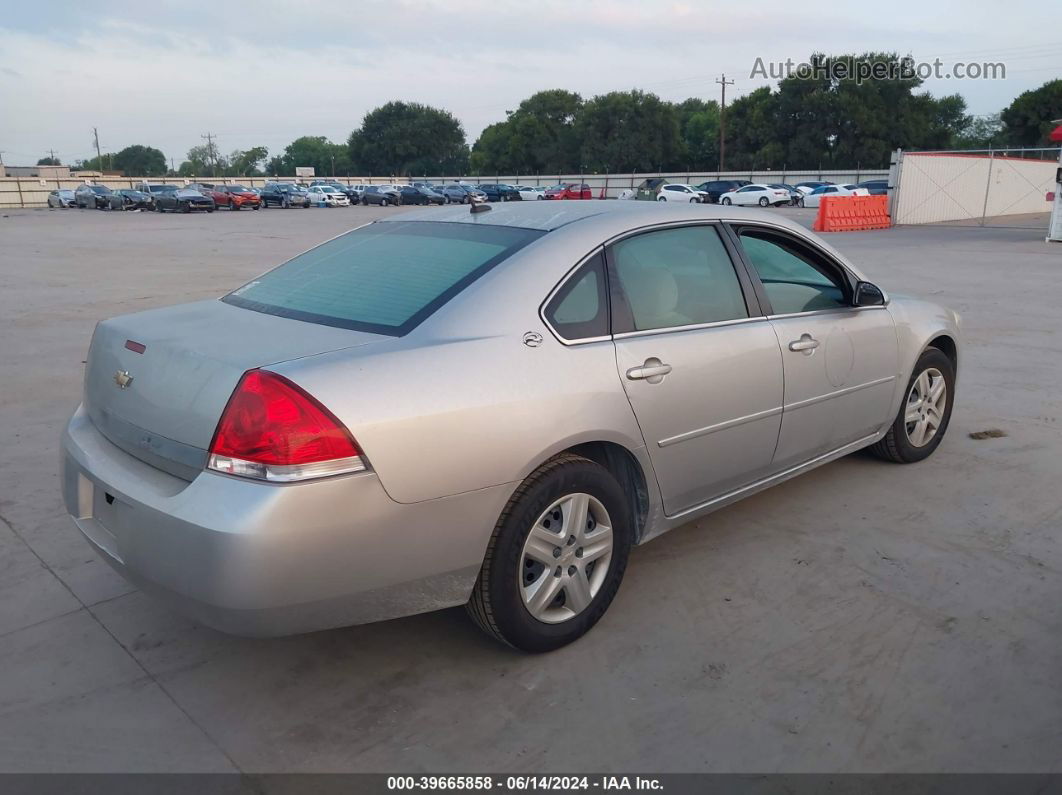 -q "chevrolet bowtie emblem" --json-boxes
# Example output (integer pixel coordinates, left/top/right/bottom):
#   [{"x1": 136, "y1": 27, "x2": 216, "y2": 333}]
[{"x1": 114, "y1": 370, "x2": 133, "y2": 389}]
